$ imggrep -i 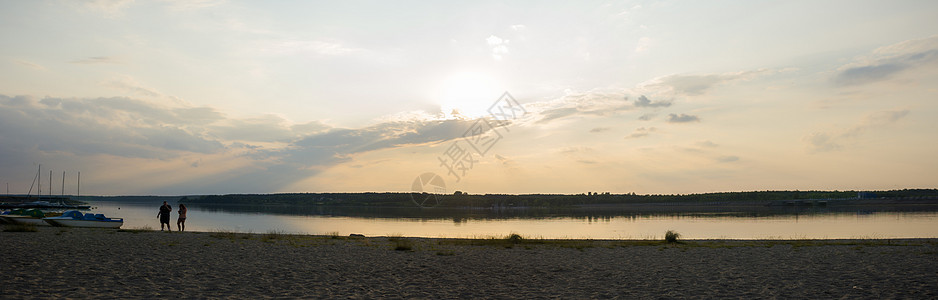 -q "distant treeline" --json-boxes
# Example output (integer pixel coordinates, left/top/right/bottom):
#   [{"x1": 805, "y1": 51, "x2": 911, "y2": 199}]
[{"x1": 178, "y1": 189, "x2": 938, "y2": 208}]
